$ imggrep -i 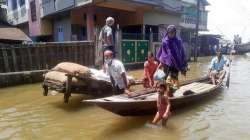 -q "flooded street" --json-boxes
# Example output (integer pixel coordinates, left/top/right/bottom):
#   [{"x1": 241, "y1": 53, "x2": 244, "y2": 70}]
[{"x1": 0, "y1": 55, "x2": 250, "y2": 140}]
